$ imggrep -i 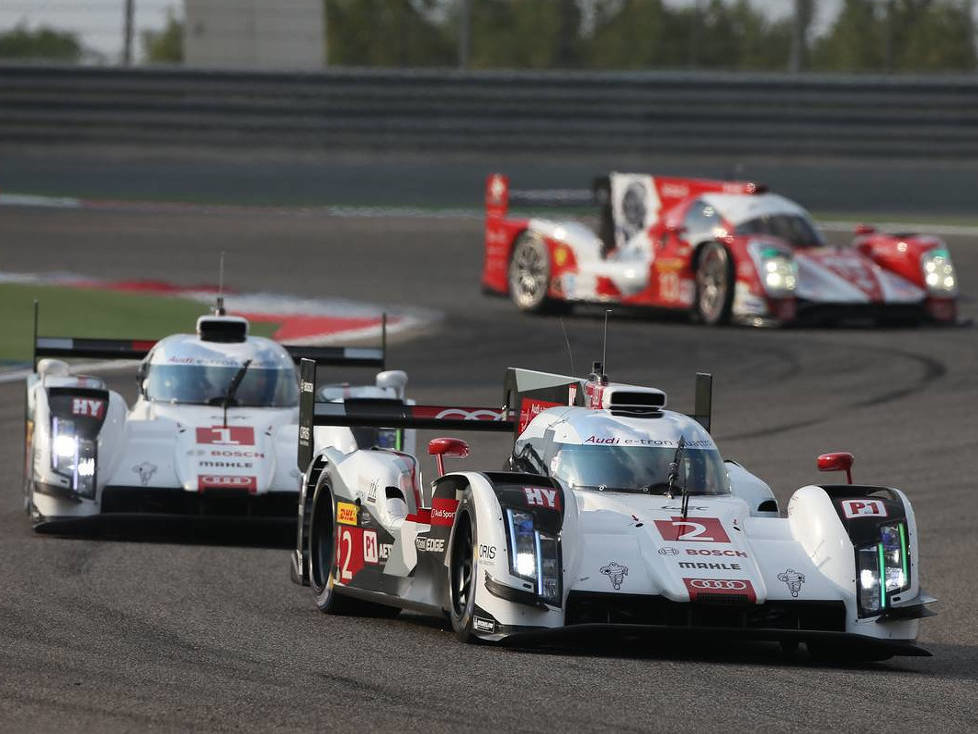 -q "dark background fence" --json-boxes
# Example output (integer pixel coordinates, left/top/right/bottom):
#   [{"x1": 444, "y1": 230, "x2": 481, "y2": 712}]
[{"x1": 2, "y1": 64, "x2": 977, "y2": 159}]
